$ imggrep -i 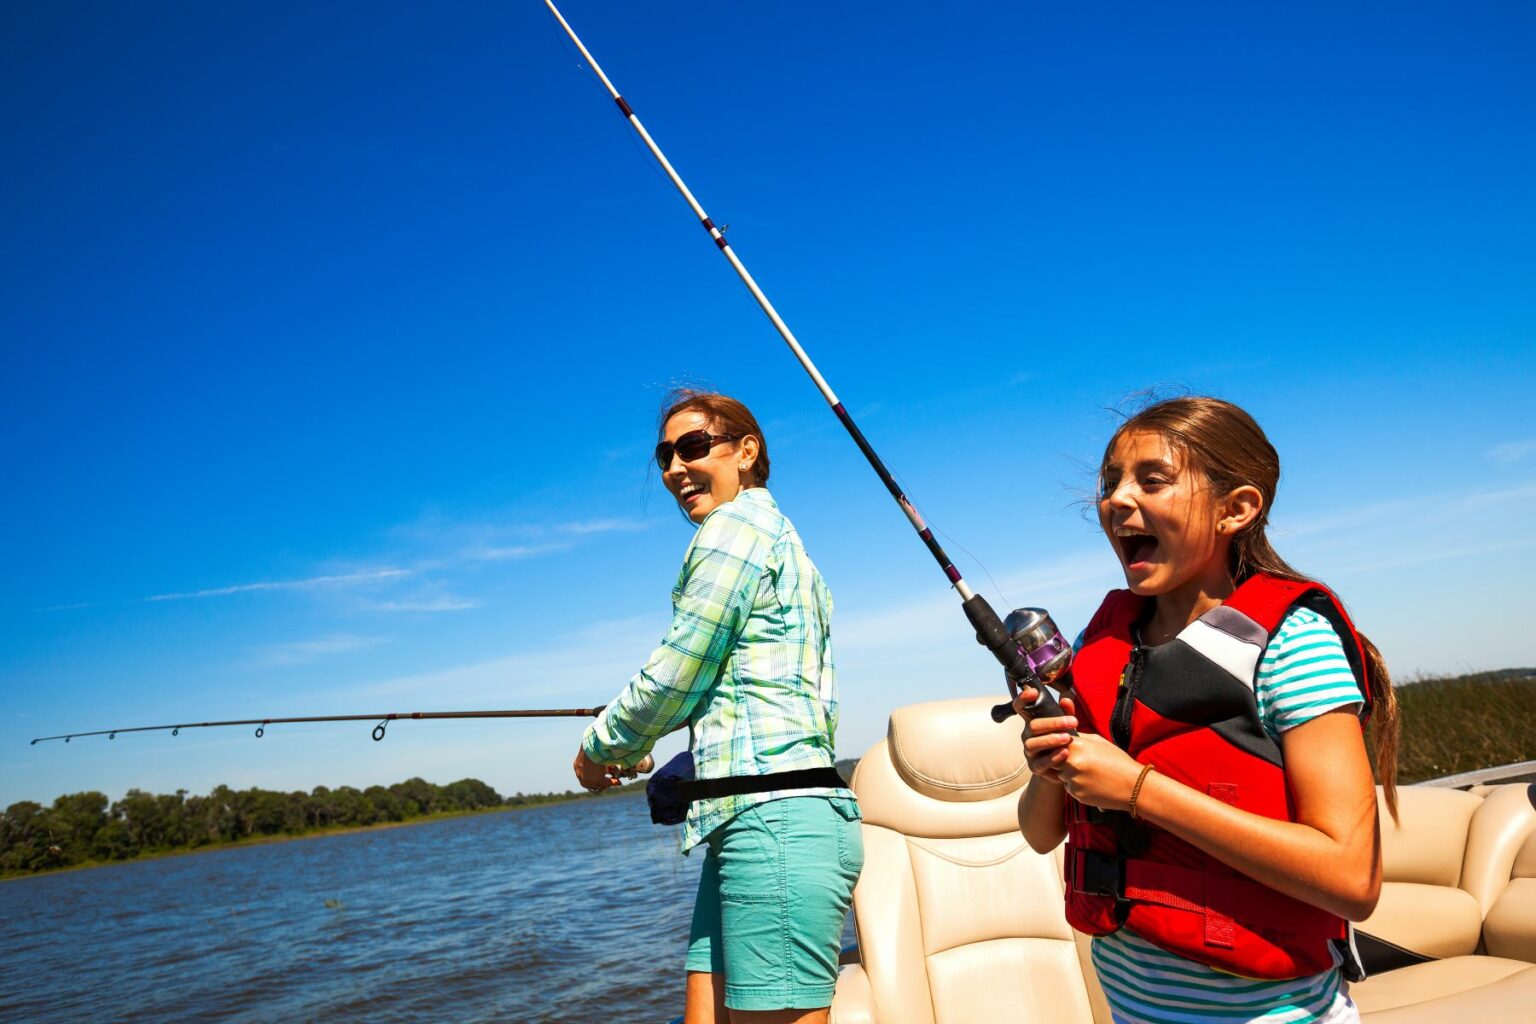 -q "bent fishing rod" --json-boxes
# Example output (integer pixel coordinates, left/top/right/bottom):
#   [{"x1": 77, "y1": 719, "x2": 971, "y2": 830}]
[
  {"x1": 546, "y1": 2, "x2": 1072, "y2": 725},
  {"x1": 31, "y1": 707, "x2": 606, "y2": 746}
]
